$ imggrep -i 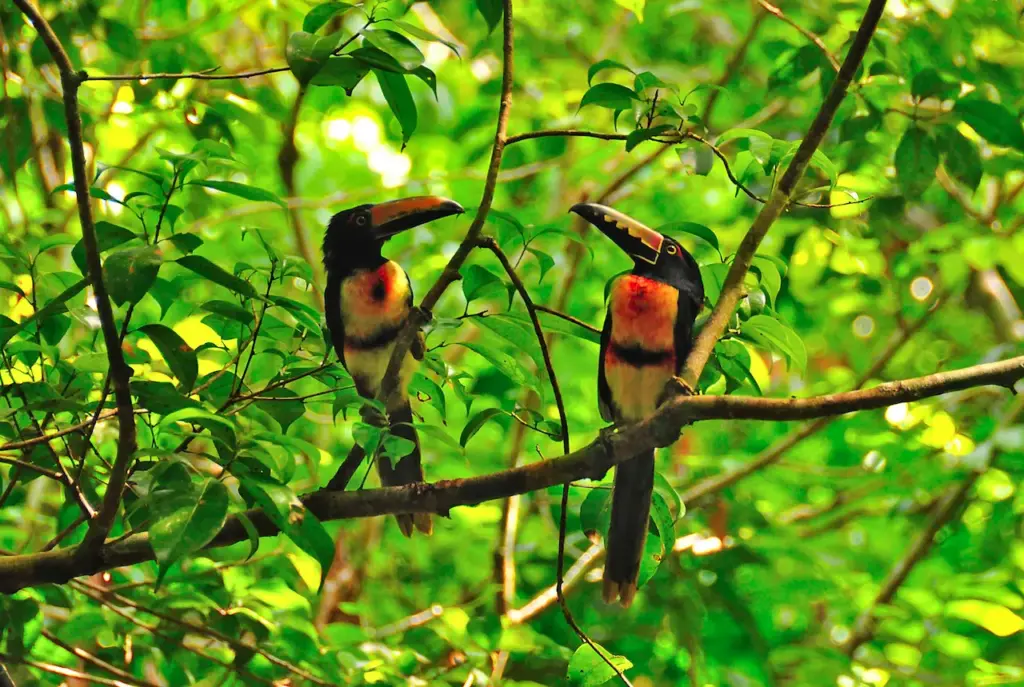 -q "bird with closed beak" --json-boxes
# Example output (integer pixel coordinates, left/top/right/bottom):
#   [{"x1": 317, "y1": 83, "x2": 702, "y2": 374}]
[
  {"x1": 322, "y1": 196, "x2": 464, "y2": 536},
  {"x1": 570, "y1": 202, "x2": 704, "y2": 607}
]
